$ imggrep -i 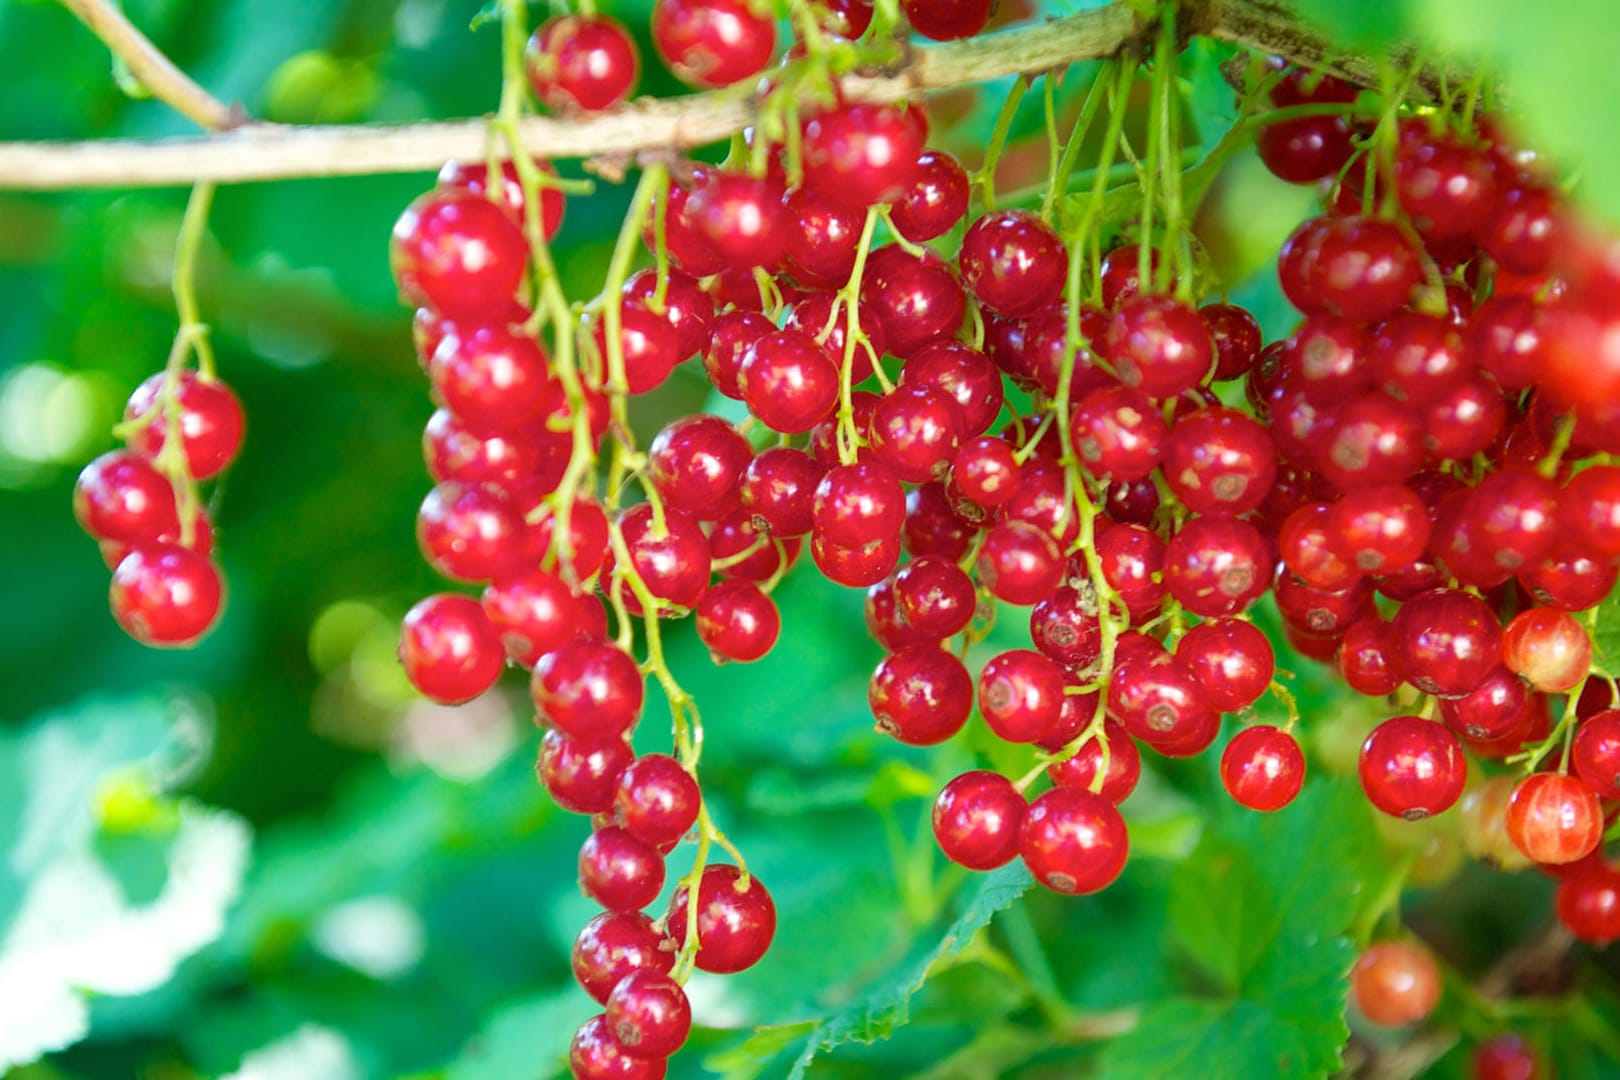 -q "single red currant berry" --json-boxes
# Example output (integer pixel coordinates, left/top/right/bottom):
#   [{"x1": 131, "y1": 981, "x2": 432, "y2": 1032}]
[
  {"x1": 813, "y1": 462, "x2": 905, "y2": 549},
  {"x1": 812, "y1": 532, "x2": 900, "y2": 588},
  {"x1": 951, "y1": 436, "x2": 1021, "y2": 508},
  {"x1": 482, "y1": 569, "x2": 595, "y2": 668},
  {"x1": 860, "y1": 245, "x2": 966, "y2": 358},
  {"x1": 1504, "y1": 772, "x2": 1604, "y2": 866},
  {"x1": 666, "y1": 864, "x2": 776, "y2": 974},
  {"x1": 613, "y1": 503, "x2": 712, "y2": 616},
  {"x1": 1395, "y1": 130, "x2": 1497, "y2": 241},
  {"x1": 1310, "y1": 215, "x2": 1423, "y2": 323},
  {"x1": 580, "y1": 826, "x2": 666, "y2": 912},
  {"x1": 398, "y1": 592, "x2": 504, "y2": 703},
  {"x1": 740, "y1": 329, "x2": 841, "y2": 433},
  {"x1": 976, "y1": 520, "x2": 1064, "y2": 607},
  {"x1": 1555, "y1": 862, "x2": 1620, "y2": 944},
  {"x1": 800, "y1": 101, "x2": 925, "y2": 211},
  {"x1": 1019, "y1": 787, "x2": 1129, "y2": 895},
  {"x1": 570, "y1": 1014, "x2": 667, "y2": 1080},
  {"x1": 525, "y1": 14, "x2": 639, "y2": 112},
  {"x1": 781, "y1": 185, "x2": 862, "y2": 288},
  {"x1": 647, "y1": 415, "x2": 752, "y2": 519},
  {"x1": 1104, "y1": 295, "x2": 1215, "y2": 400},
  {"x1": 704, "y1": 310, "x2": 773, "y2": 400},
  {"x1": 540, "y1": 729, "x2": 632, "y2": 816},
  {"x1": 1439, "y1": 665, "x2": 1528, "y2": 742},
  {"x1": 958, "y1": 210, "x2": 1067, "y2": 318},
  {"x1": 1359, "y1": 715, "x2": 1466, "y2": 820},
  {"x1": 614, "y1": 754, "x2": 700, "y2": 847},
  {"x1": 1202, "y1": 303, "x2": 1263, "y2": 381},
  {"x1": 607, "y1": 970, "x2": 691, "y2": 1061},
  {"x1": 1069, "y1": 384, "x2": 1168, "y2": 483},
  {"x1": 1162, "y1": 406, "x2": 1277, "y2": 516},
  {"x1": 979, "y1": 649, "x2": 1067, "y2": 744},
  {"x1": 1030, "y1": 587, "x2": 1103, "y2": 676},
  {"x1": 1220, "y1": 725, "x2": 1306, "y2": 811},
  {"x1": 903, "y1": 341, "x2": 1005, "y2": 437},
  {"x1": 109, "y1": 545, "x2": 223, "y2": 648},
  {"x1": 1176, "y1": 618, "x2": 1275, "y2": 712},
  {"x1": 867, "y1": 384, "x2": 964, "y2": 483},
  {"x1": 902, "y1": 0, "x2": 991, "y2": 40},
  {"x1": 1391, "y1": 587, "x2": 1504, "y2": 698},
  {"x1": 1470, "y1": 1033, "x2": 1545, "y2": 1080},
  {"x1": 1108, "y1": 651, "x2": 1221, "y2": 756},
  {"x1": 1339, "y1": 619, "x2": 1402, "y2": 696},
  {"x1": 438, "y1": 158, "x2": 566, "y2": 241},
  {"x1": 684, "y1": 170, "x2": 789, "y2": 270},
  {"x1": 532, "y1": 641, "x2": 645, "y2": 742},
  {"x1": 1257, "y1": 114, "x2": 1354, "y2": 183},
  {"x1": 1501, "y1": 608, "x2": 1592, "y2": 693},
  {"x1": 932, "y1": 770, "x2": 1026, "y2": 870},
  {"x1": 893, "y1": 555, "x2": 976, "y2": 639},
  {"x1": 1048, "y1": 718, "x2": 1141, "y2": 805},
  {"x1": 1326, "y1": 484, "x2": 1431, "y2": 576},
  {"x1": 651, "y1": 0, "x2": 776, "y2": 88},
  {"x1": 1351, "y1": 940, "x2": 1442, "y2": 1026},
  {"x1": 572, "y1": 912, "x2": 675, "y2": 1005},
  {"x1": 1573, "y1": 709, "x2": 1620, "y2": 799},
  {"x1": 1163, "y1": 516, "x2": 1271, "y2": 618},
  {"x1": 890, "y1": 150, "x2": 970, "y2": 242},
  {"x1": 416, "y1": 483, "x2": 528, "y2": 584},
  {"x1": 429, "y1": 323, "x2": 557, "y2": 432},
  {"x1": 870, "y1": 645, "x2": 974, "y2": 746},
  {"x1": 123, "y1": 371, "x2": 245, "y2": 480},
  {"x1": 390, "y1": 190, "x2": 527, "y2": 320},
  {"x1": 695, "y1": 580, "x2": 780, "y2": 663}
]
